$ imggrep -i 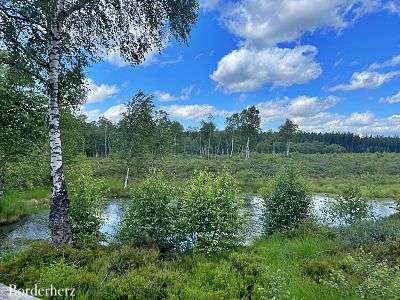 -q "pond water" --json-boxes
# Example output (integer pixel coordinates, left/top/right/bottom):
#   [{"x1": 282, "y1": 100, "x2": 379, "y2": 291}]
[{"x1": 0, "y1": 196, "x2": 398, "y2": 254}]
